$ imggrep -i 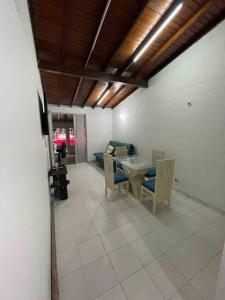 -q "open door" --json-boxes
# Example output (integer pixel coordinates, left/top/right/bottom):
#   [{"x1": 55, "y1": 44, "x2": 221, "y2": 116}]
[
  {"x1": 52, "y1": 114, "x2": 76, "y2": 165},
  {"x1": 75, "y1": 114, "x2": 87, "y2": 163}
]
